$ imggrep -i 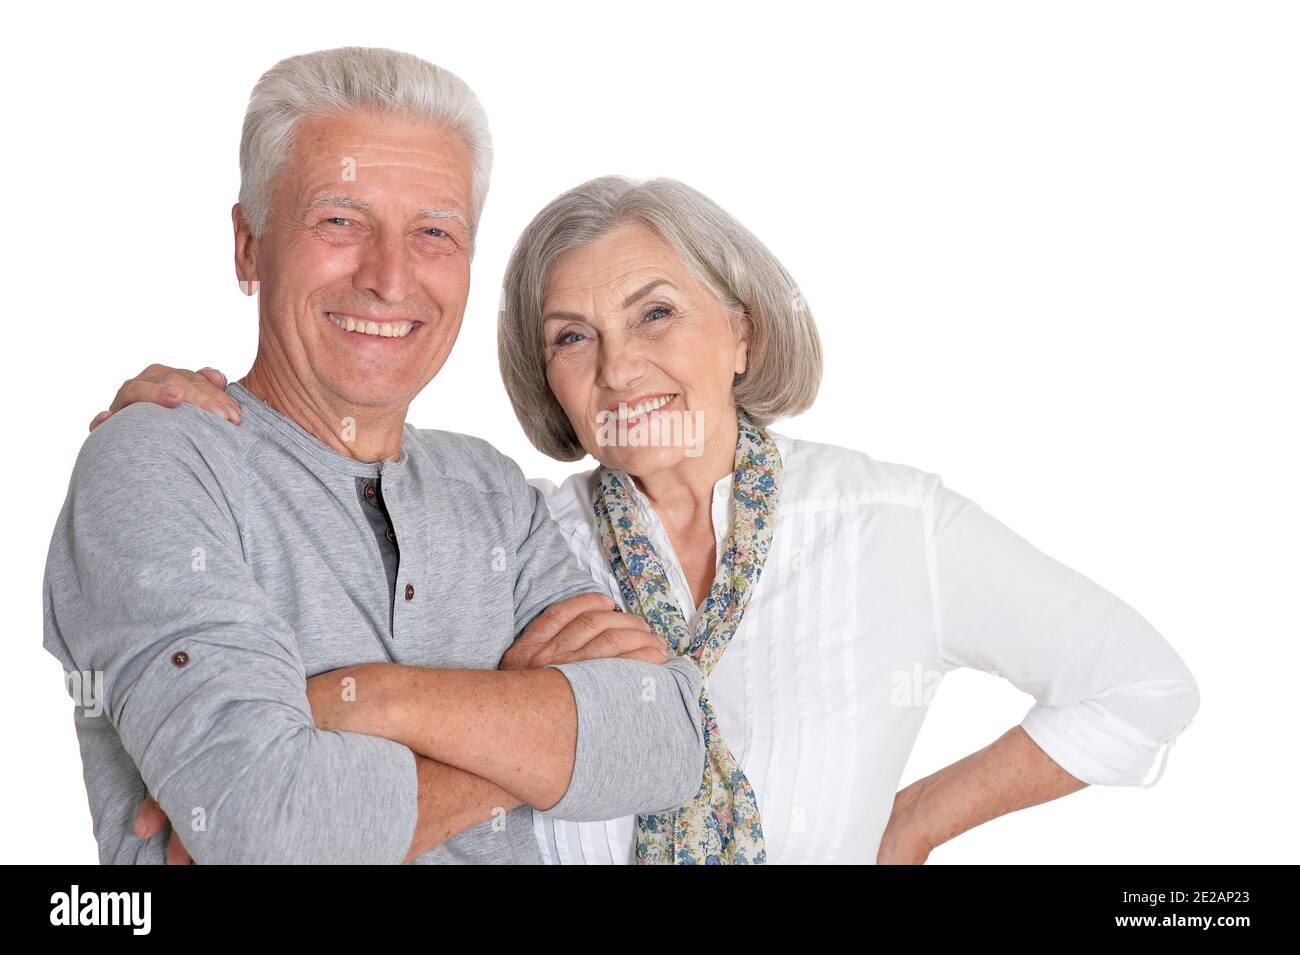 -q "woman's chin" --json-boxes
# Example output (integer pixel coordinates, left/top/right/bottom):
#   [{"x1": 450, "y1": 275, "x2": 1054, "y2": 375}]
[{"x1": 595, "y1": 443, "x2": 689, "y2": 479}]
